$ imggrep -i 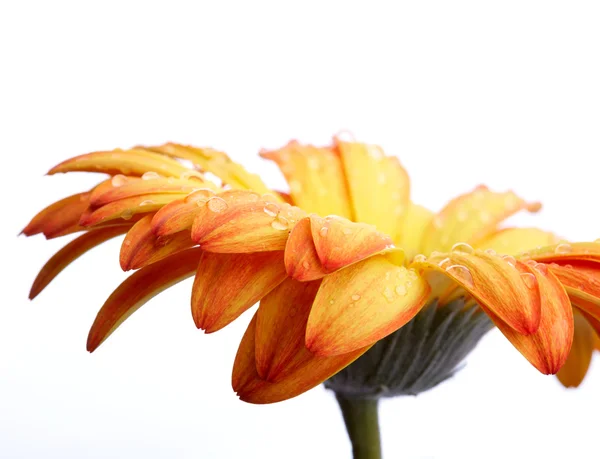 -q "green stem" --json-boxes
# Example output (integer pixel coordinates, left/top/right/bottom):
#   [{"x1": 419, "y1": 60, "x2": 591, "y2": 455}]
[{"x1": 335, "y1": 395, "x2": 382, "y2": 459}]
